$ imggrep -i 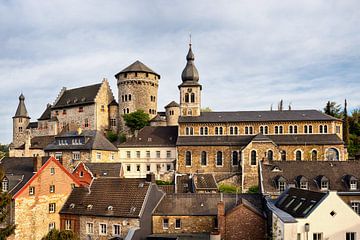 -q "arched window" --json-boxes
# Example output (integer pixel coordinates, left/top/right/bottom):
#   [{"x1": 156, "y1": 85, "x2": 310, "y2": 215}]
[
  {"x1": 185, "y1": 127, "x2": 193, "y2": 135},
  {"x1": 204, "y1": 127, "x2": 208, "y2": 135},
  {"x1": 185, "y1": 151, "x2": 192, "y2": 166},
  {"x1": 190, "y1": 93, "x2": 195, "y2": 103},
  {"x1": 289, "y1": 126, "x2": 293, "y2": 134},
  {"x1": 326, "y1": 148, "x2": 339, "y2": 161},
  {"x1": 188, "y1": 109, "x2": 192, "y2": 115},
  {"x1": 304, "y1": 125, "x2": 308, "y2": 133},
  {"x1": 234, "y1": 127, "x2": 238, "y2": 135},
  {"x1": 215, "y1": 127, "x2": 219, "y2": 135},
  {"x1": 267, "y1": 150, "x2": 273, "y2": 161},
  {"x1": 324, "y1": 125, "x2": 328, "y2": 133},
  {"x1": 264, "y1": 126, "x2": 268, "y2": 134},
  {"x1": 230, "y1": 127, "x2": 234, "y2": 135},
  {"x1": 309, "y1": 125, "x2": 313, "y2": 133},
  {"x1": 319, "y1": 125, "x2": 323, "y2": 133},
  {"x1": 2, "y1": 178, "x2": 9, "y2": 192},
  {"x1": 190, "y1": 127, "x2": 194, "y2": 135},
  {"x1": 250, "y1": 150, "x2": 257, "y2": 165},
  {"x1": 279, "y1": 126, "x2": 283, "y2": 134},
  {"x1": 129, "y1": 94, "x2": 132, "y2": 101},
  {"x1": 275, "y1": 126, "x2": 279, "y2": 134},
  {"x1": 201, "y1": 151, "x2": 207, "y2": 166},
  {"x1": 281, "y1": 151, "x2": 286, "y2": 161},
  {"x1": 216, "y1": 151, "x2": 223, "y2": 166},
  {"x1": 295, "y1": 150, "x2": 302, "y2": 161},
  {"x1": 200, "y1": 127, "x2": 204, "y2": 135},
  {"x1": 232, "y1": 151, "x2": 238, "y2": 166},
  {"x1": 185, "y1": 93, "x2": 189, "y2": 103},
  {"x1": 219, "y1": 127, "x2": 223, "y2": 135},
  {"x1": 125, "y1": 95, "x2": 128, "y2": 101},
  {"x1": 245, "y1": 127, "x2": 249, "y2": 135},
  {"x1": 260, "y1": 126, "x2": 264, "y2": 134},
  {"x1": 126, "y1": 108, "x2": 129, "y2": 114},
  {"x1": 311, "y1": 150, "x2": 318, "y2": 161},
  {"x1": 249, "y1": 126, "x2": 253, "y2": 134},
  {"x1": 294, "y1": 125, "x2": 298, "y2": 133},
  {"x1": 121, "y1": 95, "x2": 124, "y2": 102}
]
